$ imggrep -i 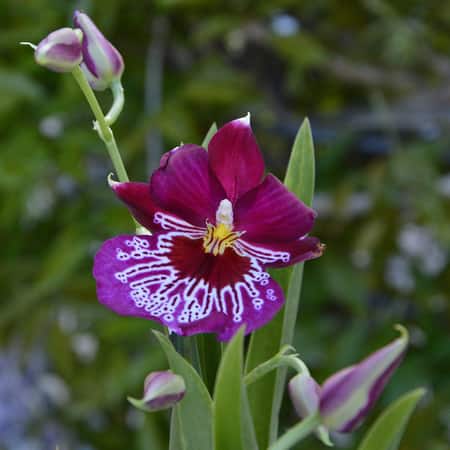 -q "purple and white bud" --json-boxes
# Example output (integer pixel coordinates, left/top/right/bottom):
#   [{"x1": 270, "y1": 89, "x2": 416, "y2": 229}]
[
  {"x1": 73, "y1": 10, "x2": 124, "y2": 91},
  {"x1": 128, "y1": 371, "x2": 186, "y2": 412},
  {"x1": 289, "y1": 325, "x2": 409, "y2": 439},
  {"x1": 34, "y1": 28, "x2": 83, "y2": 72}
]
